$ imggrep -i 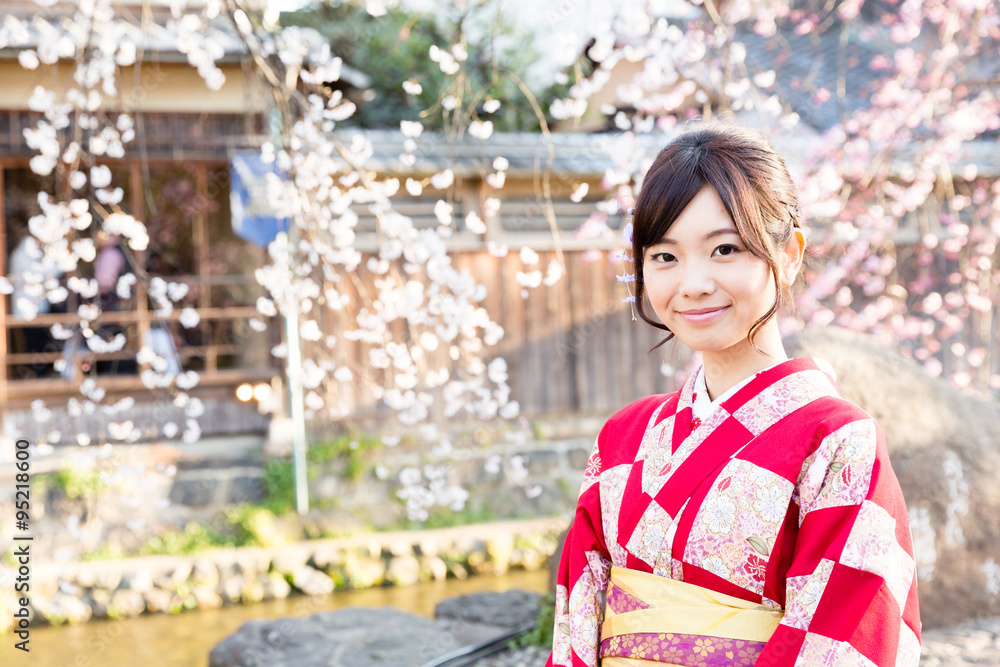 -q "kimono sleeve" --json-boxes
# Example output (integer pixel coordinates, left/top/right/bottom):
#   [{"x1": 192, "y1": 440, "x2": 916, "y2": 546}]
[
  {"x1": 546, "y1": 436, "x2": 611, "y2": 667},
  {"x1": 758, "y1": 416, "x2": 921, "y2": 666}
]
